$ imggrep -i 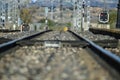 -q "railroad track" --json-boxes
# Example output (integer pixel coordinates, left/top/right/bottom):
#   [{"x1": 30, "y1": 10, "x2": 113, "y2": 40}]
[
  {"x1": 0, "y1": 37, "x2": 12, "y2": 44},
  {"x1": 79, "y1": 31, "x2": 120, "y2": 57},
  {"x1": 0, "y1": 30, "x2": 120, "y2": 80},
  {"x1": 0, "y1": 29, "x2": 20, "y2": 32},
  {"x1": 0, "y1": 31, "x2": 44, "y2": 45}
]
